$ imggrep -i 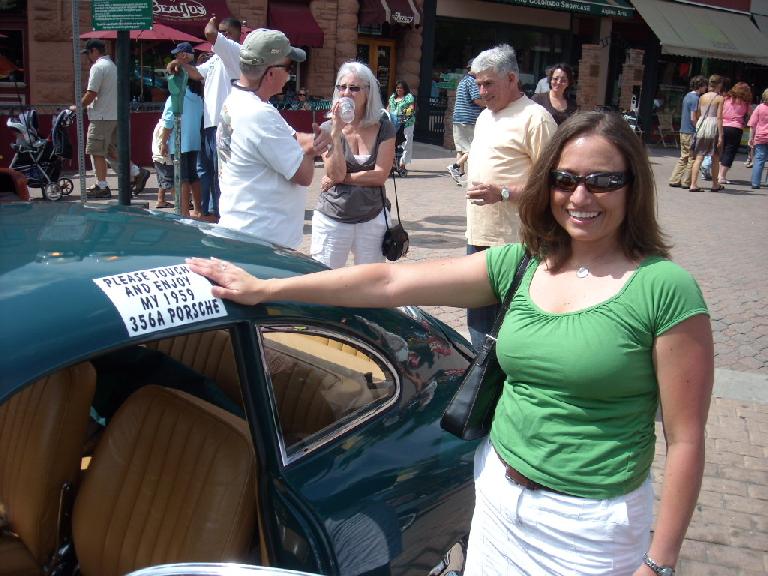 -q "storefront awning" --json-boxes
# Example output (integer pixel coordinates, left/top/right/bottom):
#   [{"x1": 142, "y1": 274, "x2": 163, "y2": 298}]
[
  {"x1": 268, "y1": 2, "x2": 325, "y2": 47},
  {"x1": 631, "y1": 0, "x2": 768, "y2": 65},
  {"x1": 755, "y1": 14, "x2": 768, "y2": 39},
  {"x1": 152, "y1": 0, "x2": 232, "y2": 37},
  {"x1": 359, "y1": 0, "x2": 422, "y2": 26},
  {"x1": 492, "y1": 0, "x2": 634, "y2": 18}
]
